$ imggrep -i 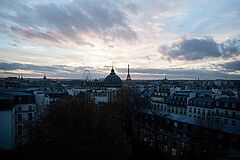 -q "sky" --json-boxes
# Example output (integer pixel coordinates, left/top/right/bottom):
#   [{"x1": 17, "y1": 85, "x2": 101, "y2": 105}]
[{"x1": 0, "y1": 0, "x2": 239, "y2": 80}]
